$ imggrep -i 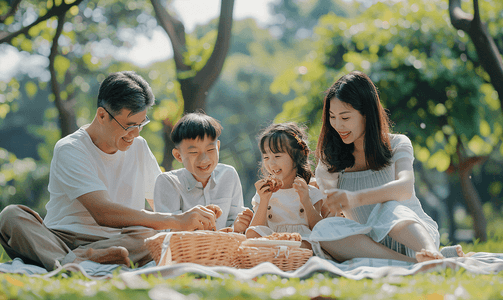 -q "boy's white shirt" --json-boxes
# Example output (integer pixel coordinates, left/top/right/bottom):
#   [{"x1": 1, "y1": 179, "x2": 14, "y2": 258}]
[
  {"x1": 153, "y1": 163, "x2": 245, "y2": 229},
  {"x1": 44, "y1": 126, "x2": 162, "y2": 237}
]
